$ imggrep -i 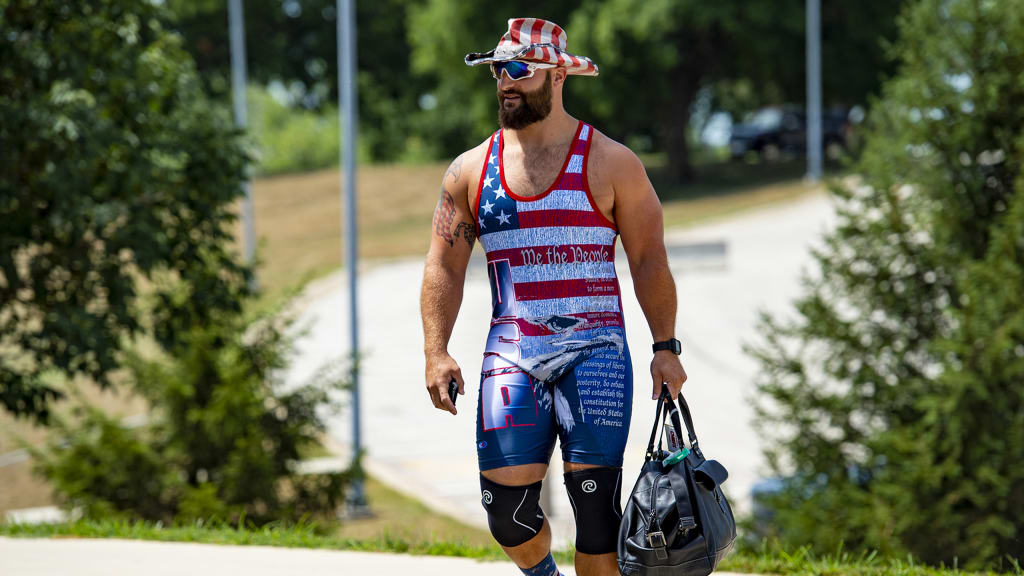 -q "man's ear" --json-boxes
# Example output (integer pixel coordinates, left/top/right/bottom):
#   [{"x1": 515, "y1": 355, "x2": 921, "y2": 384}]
[{"x1": 553, "y1": 68, "x2": 568, "y2": 86}]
